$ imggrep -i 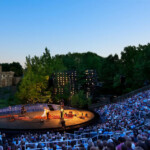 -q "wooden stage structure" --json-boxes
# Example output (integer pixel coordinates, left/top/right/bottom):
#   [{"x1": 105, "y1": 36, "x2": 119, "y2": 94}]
[{"x1": 0, "y1": 110, "x2": 94, "y2": 130}]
